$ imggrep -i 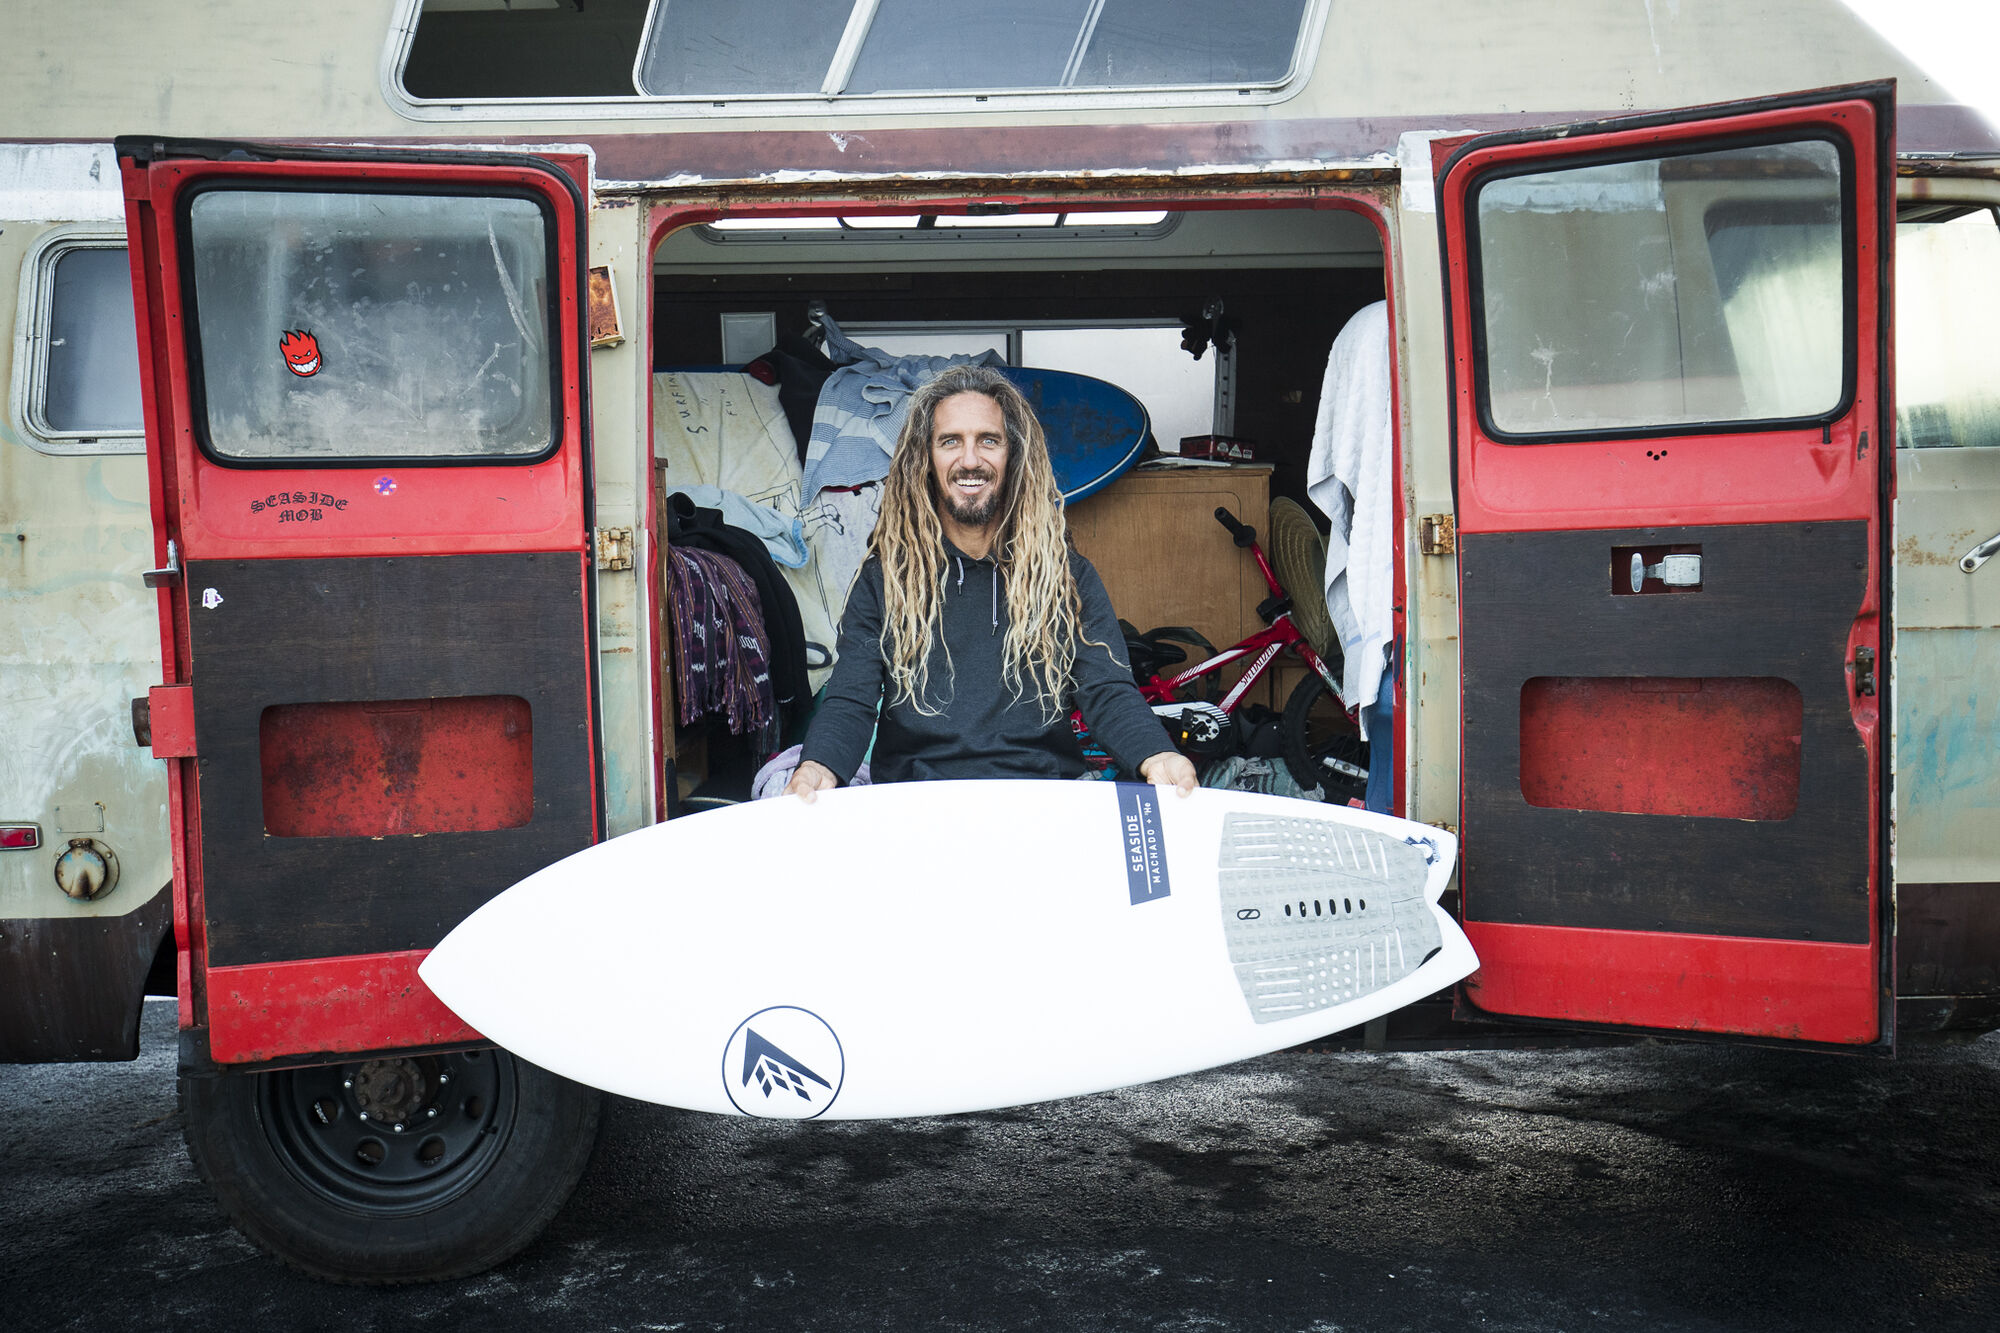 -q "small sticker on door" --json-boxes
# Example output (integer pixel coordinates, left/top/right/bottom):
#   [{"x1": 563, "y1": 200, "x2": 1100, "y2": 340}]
[
  {"x1": 375, "y1": 475, "x2": 398, "y2": 497},
  {"x1": 201, "y1": 588, "x2": 224, "y2": 610},
  {"x1": 279, "y1": 330, "x2": 322, "y2": 377}
]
